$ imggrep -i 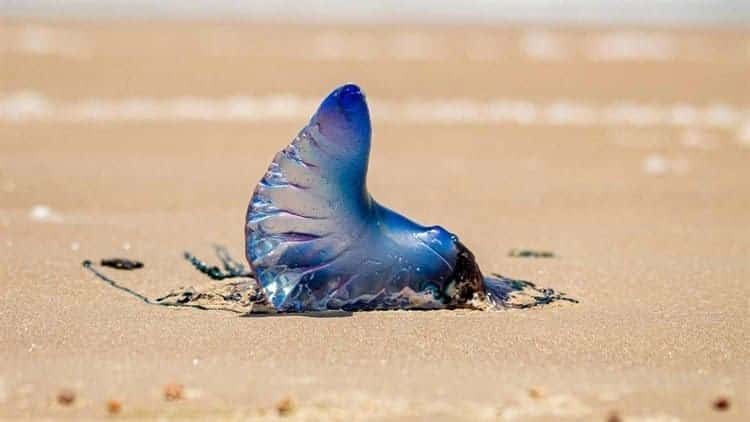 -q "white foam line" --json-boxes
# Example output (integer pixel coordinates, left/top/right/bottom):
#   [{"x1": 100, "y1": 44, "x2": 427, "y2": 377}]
[
  {"x1": 0, "y1": 26, "x2": 91, "y2": 59},
  {"x1": 0, "y1": 92, "x2": 317, "y2": 123},
  {"x1": 519, "y1": 30, "x2": 568, "y2": 61},
  {"x1": 1, "y1": 92, "x2": 748, "y2": 135},
  {"x1": 584, "y1": 31, "x2": 677, "y2": 61},
  {"x1": 397, "y1": 98, "x2": 749, "y2": 132}
]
